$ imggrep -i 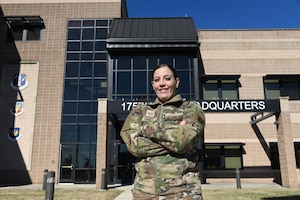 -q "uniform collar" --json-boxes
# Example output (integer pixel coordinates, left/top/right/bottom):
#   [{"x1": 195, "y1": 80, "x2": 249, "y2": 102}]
[{"x1": 150, "y1": 94, "x2": 183, "y2": 106}]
